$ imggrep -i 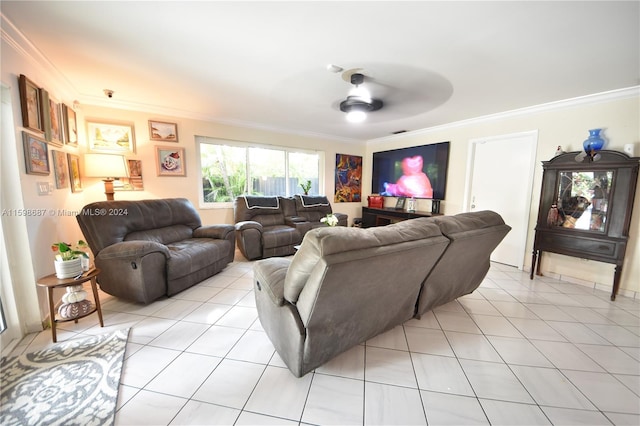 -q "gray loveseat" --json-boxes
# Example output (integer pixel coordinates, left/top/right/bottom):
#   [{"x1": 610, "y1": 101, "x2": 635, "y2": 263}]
[
  {"x1": 253, "y1": 210, "x2": 510, "y2": 377},
  {"x1": 234, "y1": 195, "x2": 347, "y2": 260},
  {"x1": 77, "y1": 198, "x2": 235, "y2": 304}
]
